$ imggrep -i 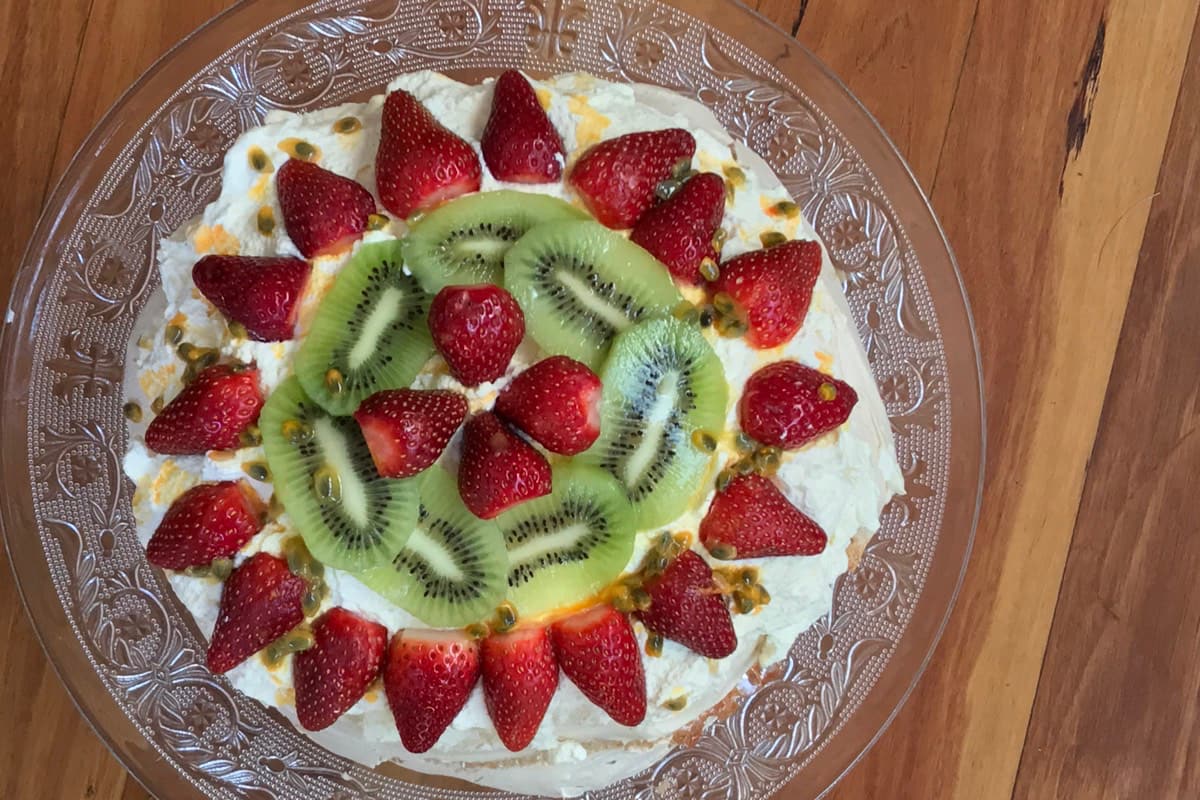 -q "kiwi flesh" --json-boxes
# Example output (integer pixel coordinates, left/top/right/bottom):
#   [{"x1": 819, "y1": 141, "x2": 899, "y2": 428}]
[
  {"x1": 402, "y1": 191, "x2": 587, "y2": 292},
  {"x1": 494, "y1": 463, "x2": 635, "y2": 618},
  {"x1": 261, "y1": 377, "x2": 419, "y2": 571},
  {"x1": 579, "y1": 316, "x2": 728, "y2": 529},
  {"x1": 295, "y1": 240, "x2": 433, "y2": 416},
  {"x1": 504, "y1": 220, "x2": 681, "y2": 369},
  {"x1": 358, "y1": 467, "x2": 509, "y2": 627}
]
